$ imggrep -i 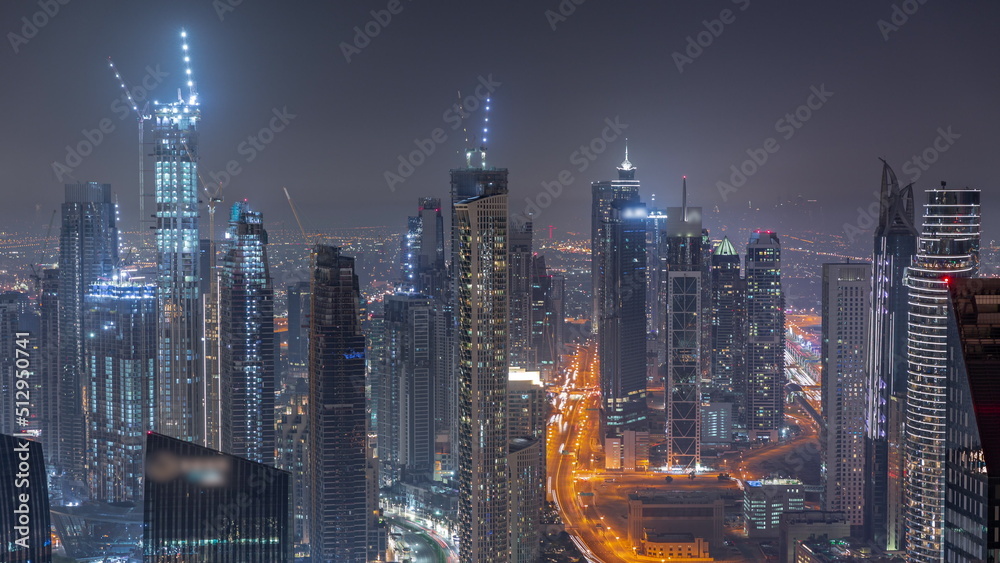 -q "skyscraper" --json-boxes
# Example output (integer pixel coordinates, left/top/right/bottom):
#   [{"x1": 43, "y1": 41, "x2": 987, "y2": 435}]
[
  {"x1": 745, "y1": 230, "x2": 785, "y2": 442},
  {"x1": 220, "y1": 202, "x2": 275, "y2": 465},
  {"x1": 153, "y1": 67, "x2": 204, "y2": 445},
  {"x1": 401, "y1": 197, "x2": 447, "y2": 299},
  {"x1": 710, "y1": 237, "x2": 744, "y2": 420},
  {"x1": 308, "y1": 245, "x2": 382, "y2": 562},
  {"x1": 287, "y1": 281, "x2": 311, "y2": 369},
  {"x1": 591, "y1": 149, "x2": 640, "y2": 329},
  {"x1": 864, "y1": 160, "x2": 916, "y2": 550},
  {"x1": 600, "y1": 201, "x2": 648, "y2": 434},
  {"x1": 508, "y1": 437, "x2": 543, "y2": 563},
  {"x1": 646, "y1": 206, "x2": 669, "y2": 379},
  {"x1": 509, "y1": 219, "x2": 533, "y2": 369},
  {"x1": 200, "y1": 237, "x2": 222, "y2": 451},
  {"x1": 530, "y1": 255, "x2": 564, "y2": 381},
  {"x1": 0, "y1": 433, "x2": 52, "y2": 561},
  {"x1": 664, "y1": 179, "x2": 704, "y2": 469},
  {"x1": 903, "y1": 184, "x2": 981, "y2": 562},
  {"x1": 820, "y1": 262, "x2": 870, "y2": 530},
  {"x1": 84, "y1": 276, "x2": 157, "y2": 503},
  {"x1": 58, "y1": 181, "x2": 118, "y2": 480},
  {"x1": 454, "y1": 170, "x2": 510, "y2": 563},
  {"x1": 143, "y1": 431, "x2": 291, "y2": 561}
]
